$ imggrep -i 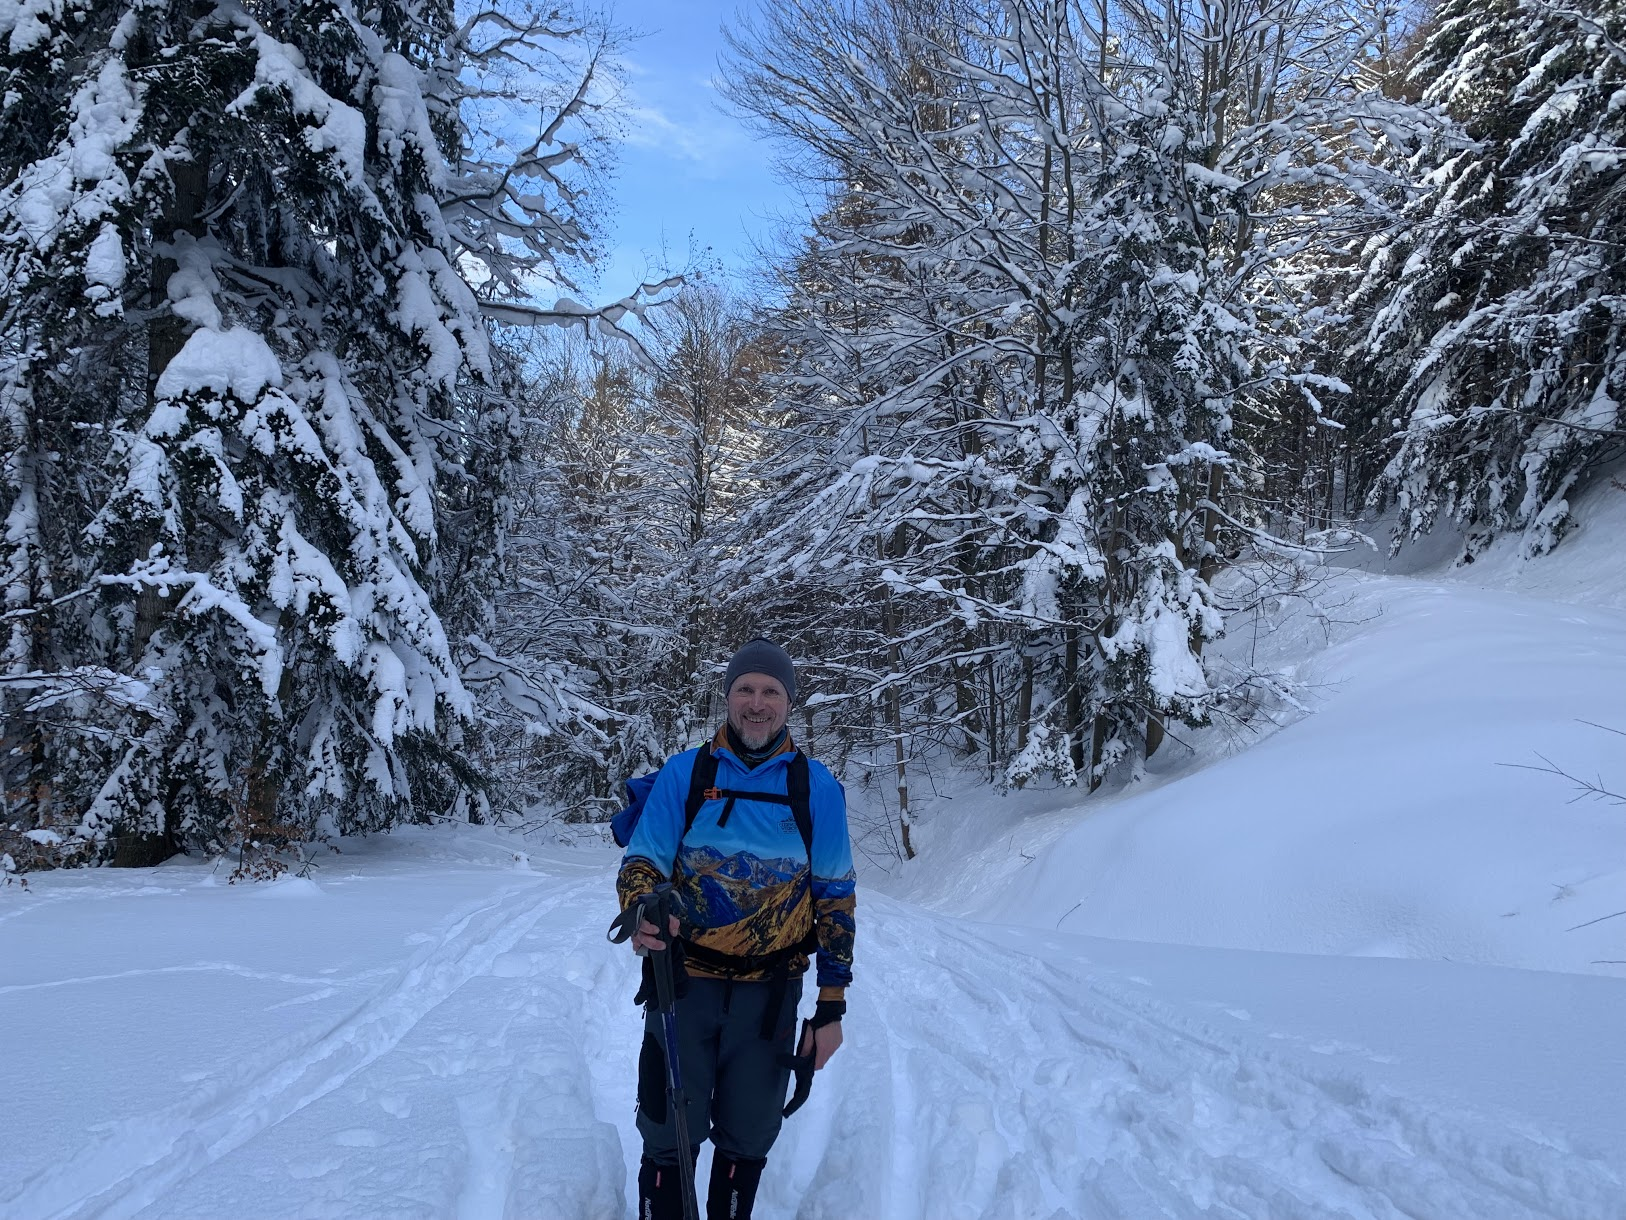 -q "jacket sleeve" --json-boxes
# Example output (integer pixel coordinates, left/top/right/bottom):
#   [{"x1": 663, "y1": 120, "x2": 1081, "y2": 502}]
[
  {"x1": 807, "y1": 761, "x2": 856, "y2": 1000},
  {"x1": 614, "y1": 751, "x2": 695, "y2": 913}
]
